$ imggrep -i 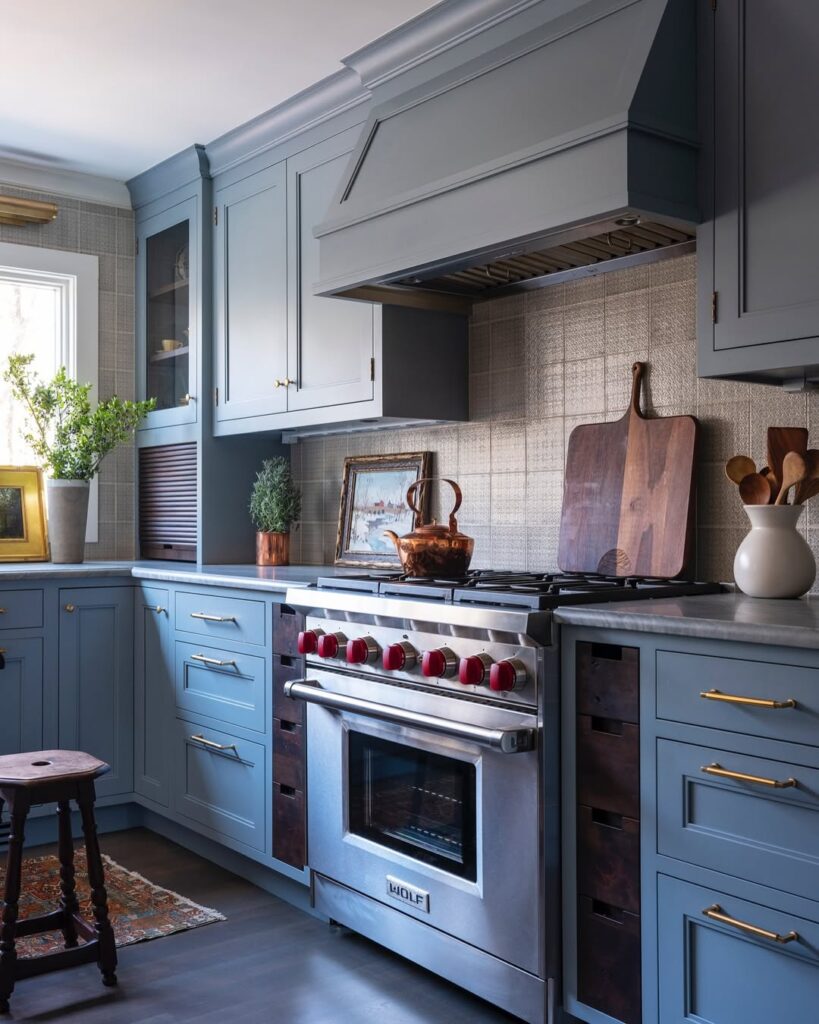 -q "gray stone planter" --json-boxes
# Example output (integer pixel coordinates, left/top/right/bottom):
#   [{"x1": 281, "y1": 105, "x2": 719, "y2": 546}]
[{"x1": 46, "y1": 479, "x2": 90, "y2": 564}]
